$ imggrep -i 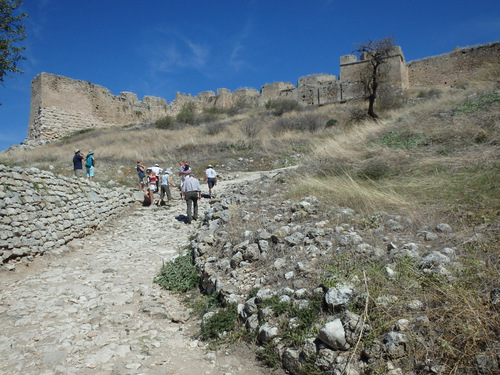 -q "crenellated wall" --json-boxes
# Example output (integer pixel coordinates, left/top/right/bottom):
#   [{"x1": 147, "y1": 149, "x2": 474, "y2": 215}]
[{"x1": 25, "y1": 41, "x2": 499, "y2": 144}]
